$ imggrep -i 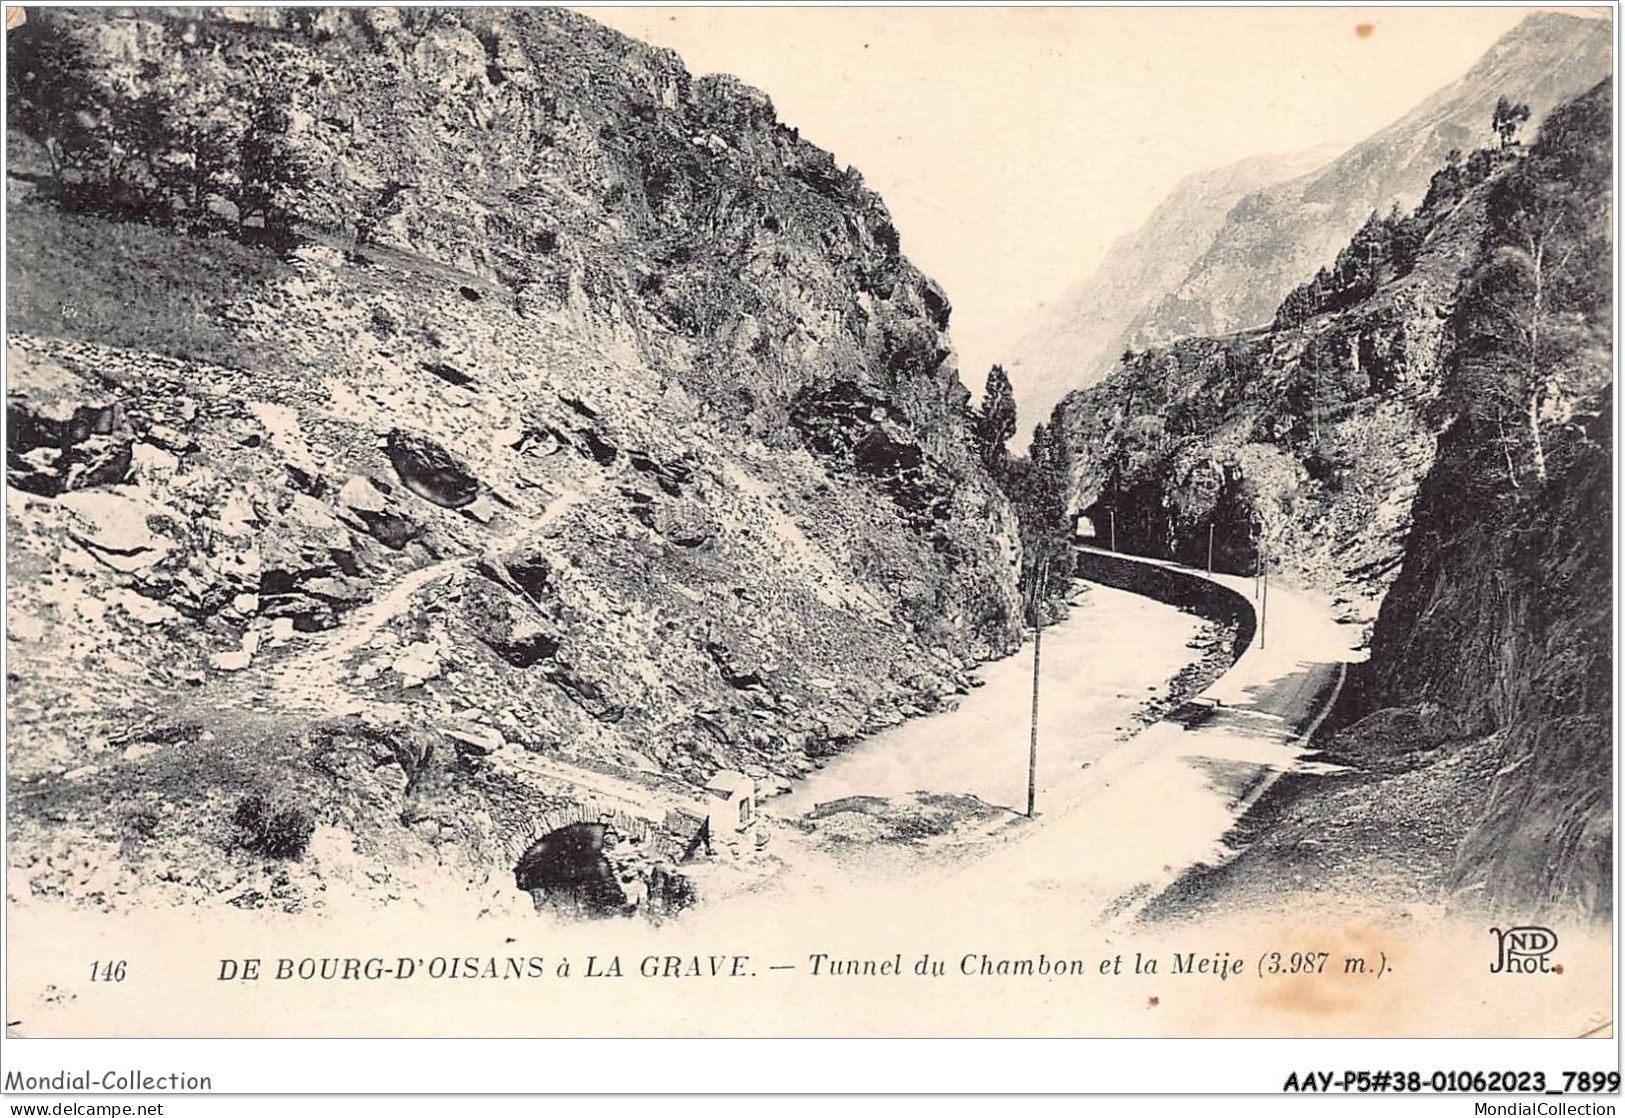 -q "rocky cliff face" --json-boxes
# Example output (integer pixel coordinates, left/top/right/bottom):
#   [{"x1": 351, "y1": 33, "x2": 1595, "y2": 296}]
[
  {"x1": 4, "y1": 7, "x2": 1022, "y2": 914},
  {"x1": 1128, "y1": 12, "x2": 1611, "y2": 348},
  {"x1": 1061, "y1": 80, "x2": 1613, "y2": 922},
  {"x1": 1049, "y1": 143, "x2": 1494, "y2": 625},
  {"x1": 1005, "y1": 144, "x2": 1338, "y2": 439},
  {"x1": 1360, "y1": 80, "x2": 1613, "y2": 919}
]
